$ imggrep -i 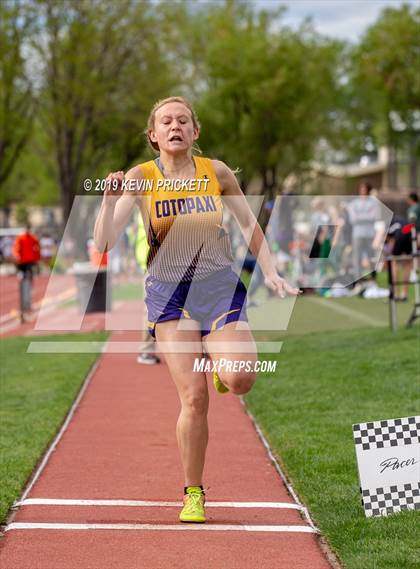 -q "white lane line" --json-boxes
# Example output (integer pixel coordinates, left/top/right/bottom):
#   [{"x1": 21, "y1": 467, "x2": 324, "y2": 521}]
[
  {"x1": 308, "y1": 296, "x2": 386, "y2": 327},
  {"x1": 5, "y1": 522, "x2": 317, "y2": 533},
  {"x1": 240, "y1": 400, "x2": 319, "y2": 533},
  {"x1": 16, "y1": 498, "x2": 303, "y2": 510}
]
